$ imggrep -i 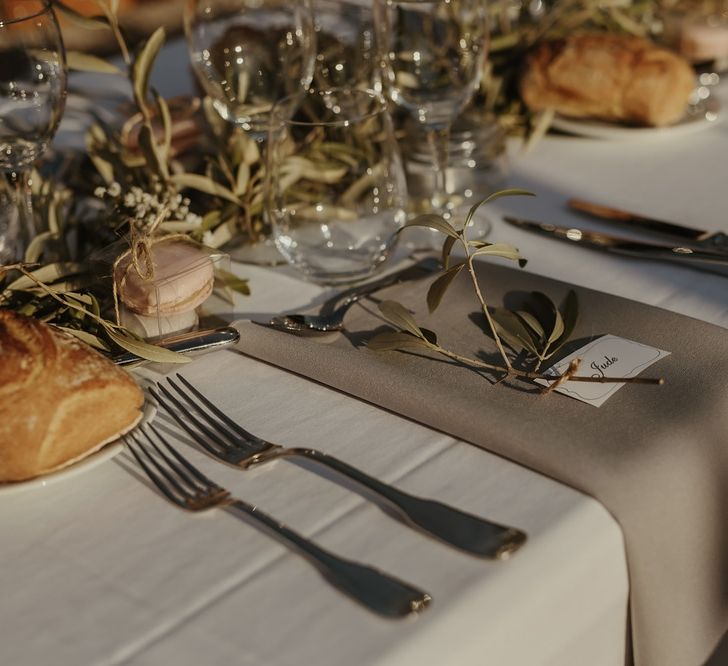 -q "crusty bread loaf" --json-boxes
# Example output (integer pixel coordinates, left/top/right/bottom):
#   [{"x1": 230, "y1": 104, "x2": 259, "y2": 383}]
[
  {"x1": 520, "y1": 33, "x2": 696, "y2": 127},
  {"x1": 0, "y1": 311, "x2": 144, "y2": 483}
]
